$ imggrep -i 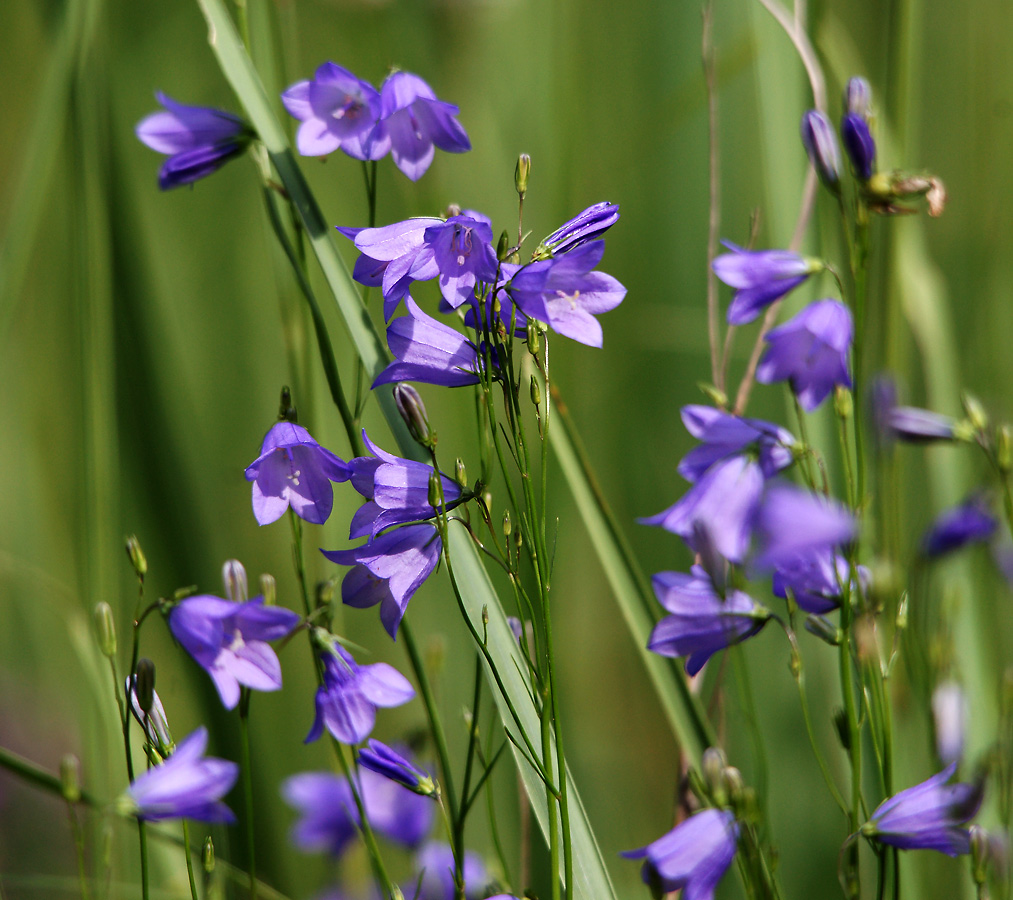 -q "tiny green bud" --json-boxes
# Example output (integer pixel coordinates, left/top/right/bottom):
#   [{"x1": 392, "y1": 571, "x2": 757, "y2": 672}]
[
  {"x1": 502, "y1": 510, "x2": 512, "y2": 537},
  {"x1": 316, "y1": 579, "x2": 334, "y2": 609},
  {"x1": 125, "y1": 534, "x2": 147, "y2": 580},
  {"x1": 702, "y1": 747, "x2": 727, "y2": 791},
  {"x1": 94, "y1": 602, "x2": 117, "y2": 658},
  {"x1": 60, "y1": 754, "x2": 81, "y2": 803},
  {"x1": 896, "y1": 592, "x2": 909, "y2": 630},
  {"x1": 395, "y1": 384, "x2": 434, "y2": 448},
  {"x1": 135, "y1": 658, "x2": 156, "y2": 715},
  {"x1": 455, "y1": 458, "x2": 467, "y2": 488},
  {"x1": 997, "y1": 425, "x2": 1013, "y2": 472},
  {"x1": 428, "y1": 471, "x2": 441, "y2": 509},
  {"x1": 482, "y1": 490, "x2": 493, "y2": 512},
  {"x1": 222, "y1": 559, "x2": 248, "y2": 604},
  {"x1": 260, "y1": 573, "x2": 277, "y2": 606},
  {"x1": 445, "y1": 203, "x2": 461, "y2": 219},
  {"x1": 482, "y1": 605, "x2": 489, "y2": 627},
  {"x1": 970, "y1": 825, "x2": 990, "y2": 884},
  {"x1": 203, "y1": 836, "x2": 215, "y2": 873},
  {"x1": 278, "y1": 385, "x2": 297, "y2": 423},
  {"x1": 833, "y1": 707, "x2": 851, "y2": 750},
  {"x1": 962, "y1": 392, "x2": 988, "y2": 432},
  {"x1": 514, "y1": 153, "x2": 531, "y2": 198},
  {"x1": 723, "y1": 765, "x2": 746, "y2": 807},
  {"x1": 514, "y1": 530, "x2": 524, "y2": 553},
  {"x1": 497, "y1": 229, "x2": 511, "y2": 261},
  {"x1": 527, "y1": 326, "x2": 541, "y2": 357},
  {"x1": 696, "y1": 382, "x2": 728, "y2": 408},
  {"x1": 834, "y1": 386, "x2": 854, "y2": 419},
  {"x1": 391, "y1": 888, "x2": 405, "y2": 900},
  {"x1": 953, "y1": 419, "x2": 977, "y2": 442},
  {"x1": 804, "y1": 614, "x2": 842, "y2": 646},
  {"x1": 530, "y1": 375, "x2": 541, "y2": 408}
]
